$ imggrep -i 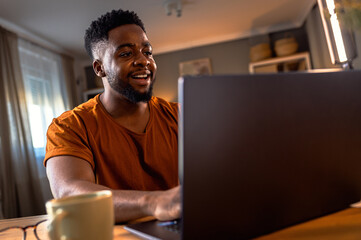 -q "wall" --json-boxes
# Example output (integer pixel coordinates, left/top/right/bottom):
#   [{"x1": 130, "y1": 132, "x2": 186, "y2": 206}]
[
  {"x1": 153, "y1": 25, "x2": 309, "y2": 102},
  {"x1": 153, "y1": 38, "x2": 250, "y2": 102},
  {"x1": 352, "y1": 31, "x2": 361, "y2": 69},
  {"x1": 305, "y1": 5, "x2": 335, "y2": 69}
]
